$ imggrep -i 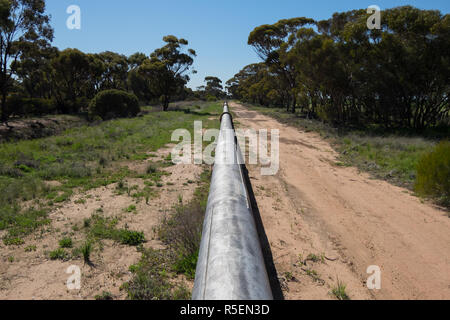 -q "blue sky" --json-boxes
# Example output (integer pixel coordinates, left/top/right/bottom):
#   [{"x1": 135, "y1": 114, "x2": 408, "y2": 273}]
[{"x1": 45, "y1": 0, "x2": 450, "y2": 89}]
